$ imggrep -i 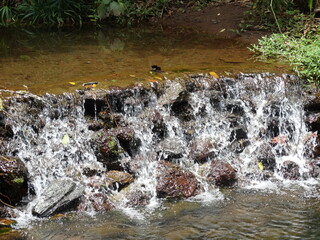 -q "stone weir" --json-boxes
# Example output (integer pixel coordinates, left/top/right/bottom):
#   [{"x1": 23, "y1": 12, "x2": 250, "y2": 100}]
[{"x1": 1, "y1": 73, "x2": 320, "y2": 222}]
